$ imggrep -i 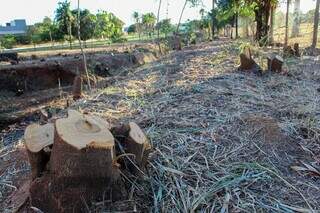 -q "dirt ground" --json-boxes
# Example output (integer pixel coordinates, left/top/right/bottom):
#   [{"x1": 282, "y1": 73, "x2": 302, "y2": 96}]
[{"x1": 1, "y1": 39, "x2": 320, "y2": 212}]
